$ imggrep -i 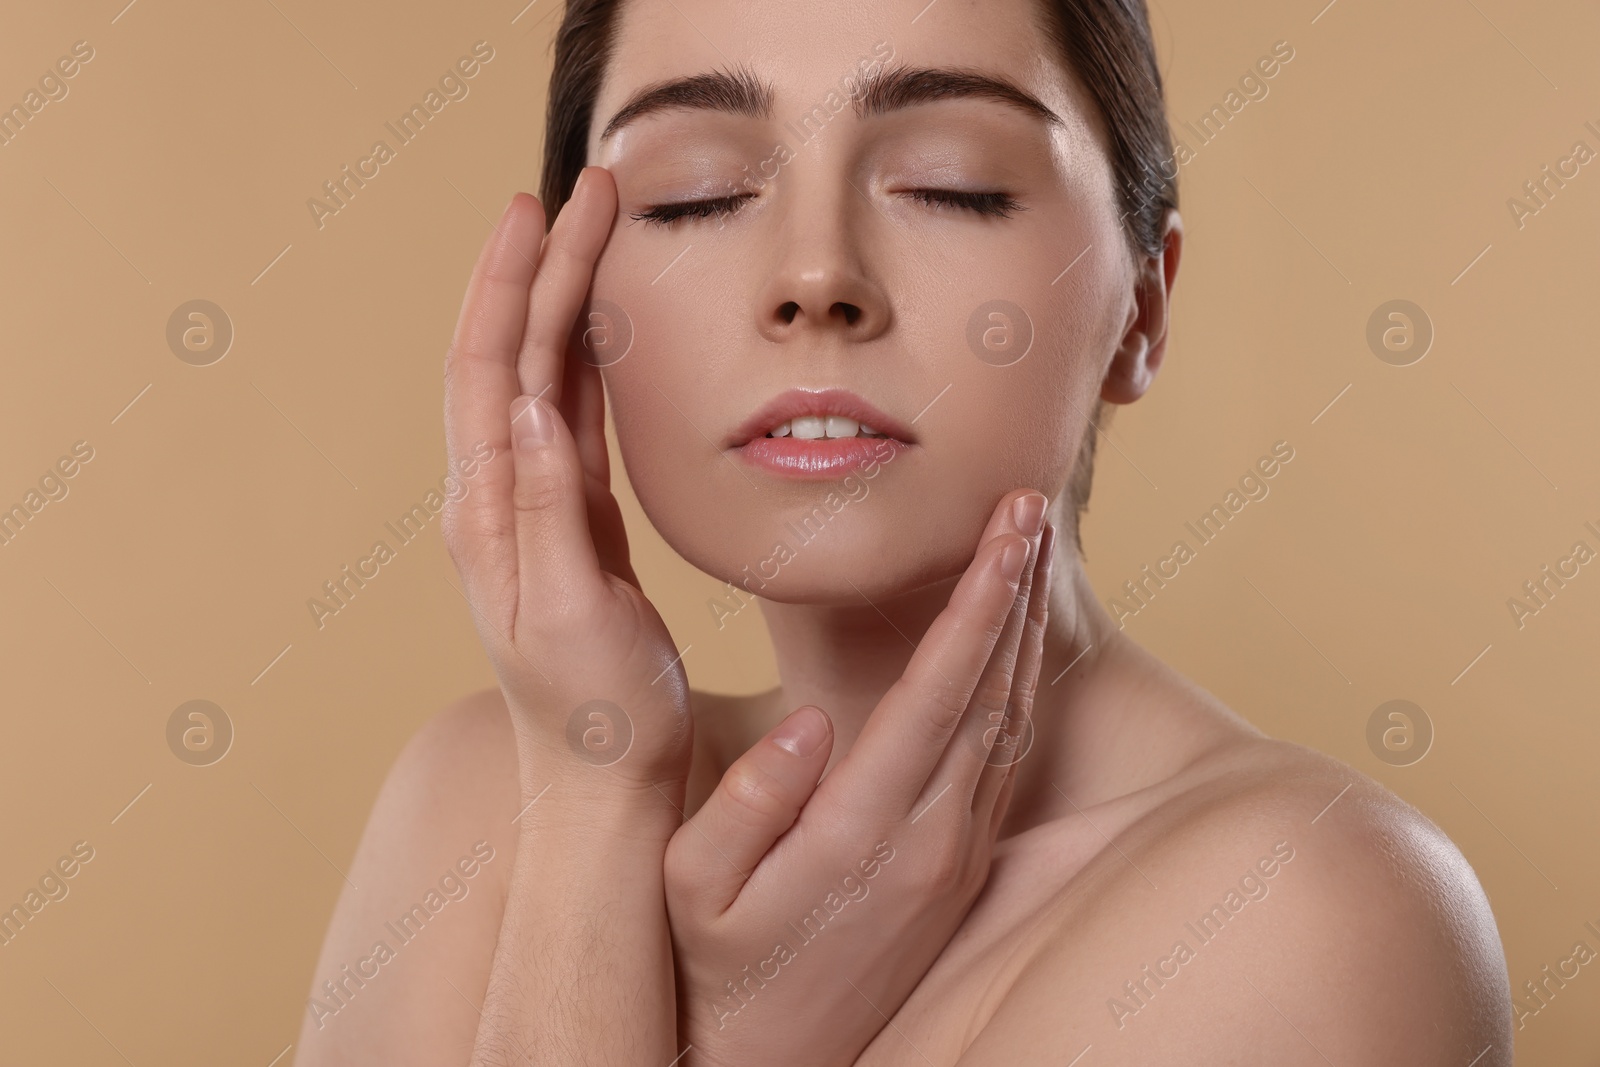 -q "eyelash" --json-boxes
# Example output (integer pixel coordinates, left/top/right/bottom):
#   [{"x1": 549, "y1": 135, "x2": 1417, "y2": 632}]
[
  {"x1": 628, "y1": 194, "x2": 751, "y2": 226},
  {"x1": 904, "y1": 188, "x2": 1022, "y2": 218},
  {"x1": 628, "y1": 188, "x2": 1023, "y2": 228}
]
